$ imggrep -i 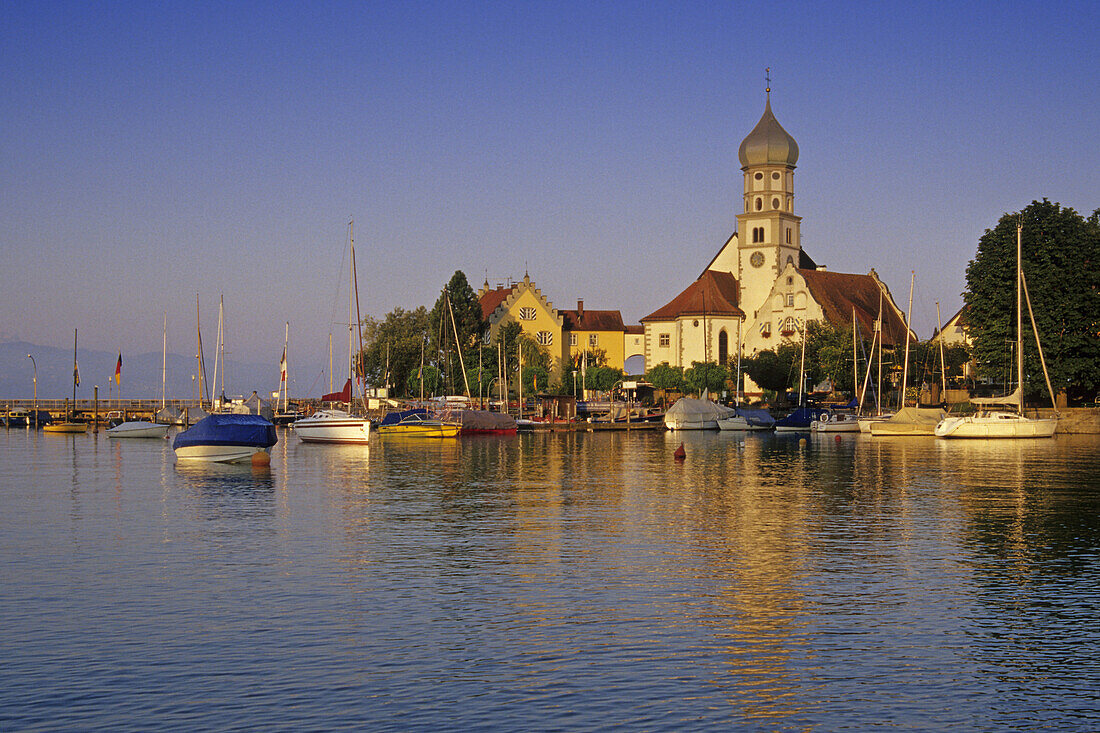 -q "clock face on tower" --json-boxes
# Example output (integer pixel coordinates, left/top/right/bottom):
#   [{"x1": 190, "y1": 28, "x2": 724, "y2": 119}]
[{"x1": 750, "y1": 251, "x2": 765, "y2": 268}]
